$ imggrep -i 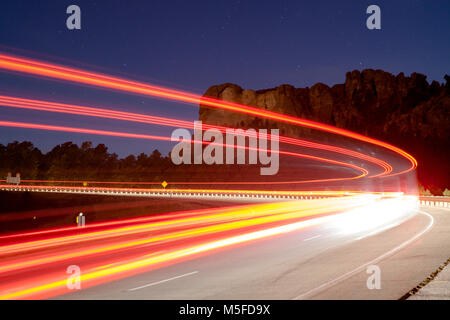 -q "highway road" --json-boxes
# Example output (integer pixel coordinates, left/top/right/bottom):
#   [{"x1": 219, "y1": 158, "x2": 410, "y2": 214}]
[
  {"x1": 0, "y1": 195, "x2": 376, "y2": 299},
  {"x1": 0, "y1": 186, "x2": 448, "y2": 300},
  {"x1": 55, "y1": 206, "x2": 448, "y2": 300},
  {"x1": 1, "y1": 192, "x2": 446, "y2": 300}
]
